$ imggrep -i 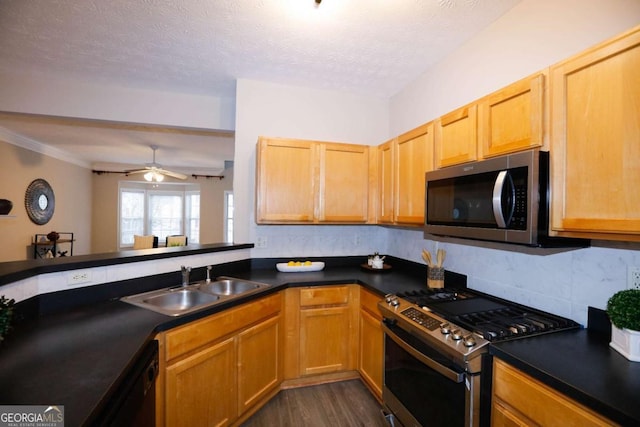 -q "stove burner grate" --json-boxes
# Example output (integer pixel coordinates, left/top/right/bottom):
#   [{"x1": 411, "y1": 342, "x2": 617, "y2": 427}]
[{"x1": 454, "y1": 308, "x2": 578, "y2": 341}]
